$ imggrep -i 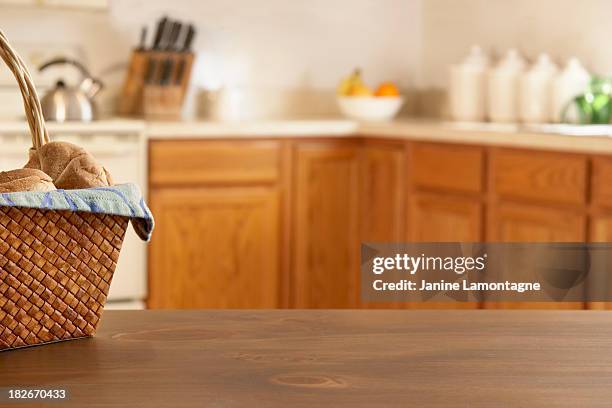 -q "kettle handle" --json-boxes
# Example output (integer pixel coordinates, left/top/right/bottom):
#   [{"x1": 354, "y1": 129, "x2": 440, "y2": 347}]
[{"x1": 39, "y1": 57, "x2": 93, "y2": 78}]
